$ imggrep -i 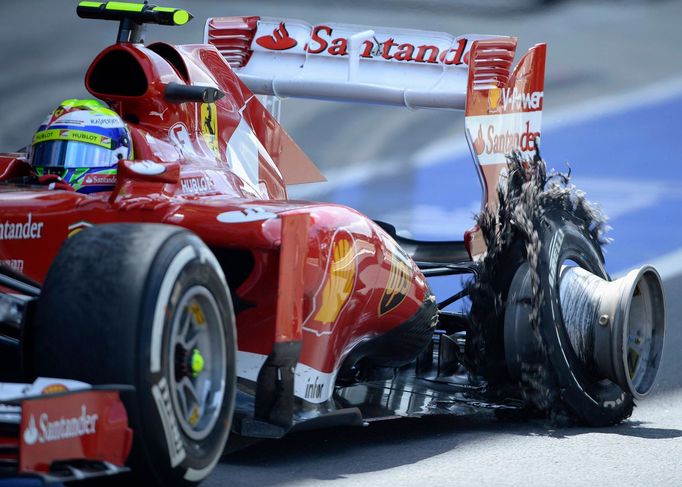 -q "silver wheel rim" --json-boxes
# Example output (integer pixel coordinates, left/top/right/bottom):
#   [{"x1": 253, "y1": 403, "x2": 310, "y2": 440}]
[{"x1": 169, "y1": 285, "x2": 226, "y2": 441}]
